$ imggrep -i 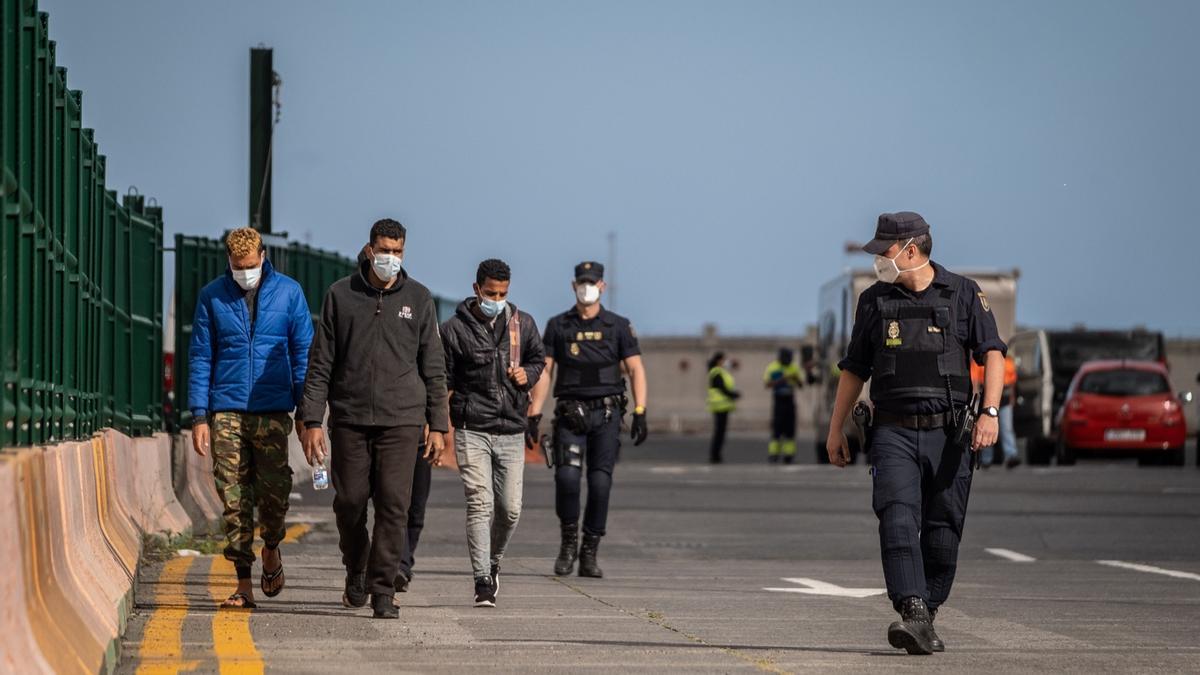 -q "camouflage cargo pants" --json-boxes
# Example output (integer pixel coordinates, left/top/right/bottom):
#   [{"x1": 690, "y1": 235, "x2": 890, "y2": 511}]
[{"x1": 211, "y1": 411, "x2": 294, "y2": 569}]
